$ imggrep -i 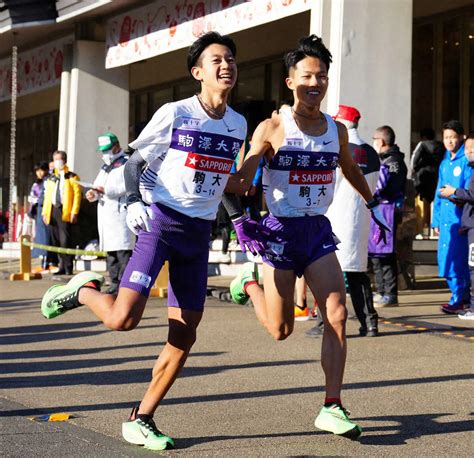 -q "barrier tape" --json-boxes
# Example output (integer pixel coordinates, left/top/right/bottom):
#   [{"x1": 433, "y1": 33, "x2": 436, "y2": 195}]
[{"x1": 22, "y1": 240, "x2": 107, "y2": 257}]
